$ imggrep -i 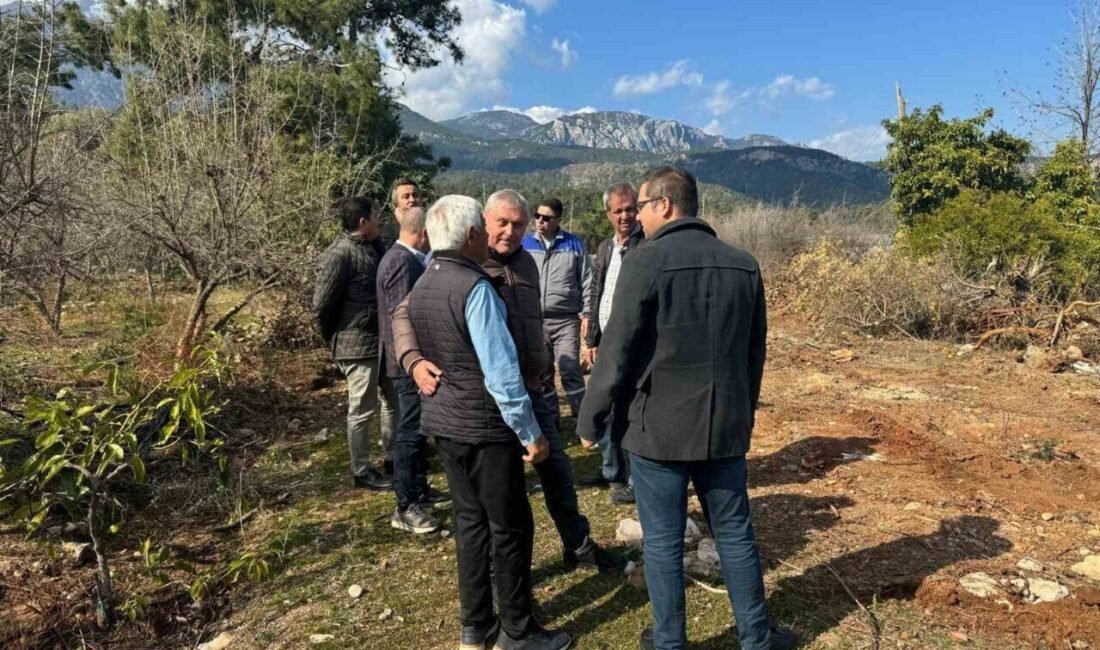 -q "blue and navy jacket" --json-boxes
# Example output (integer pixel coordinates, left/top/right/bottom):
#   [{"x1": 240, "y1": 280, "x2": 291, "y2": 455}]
[{"x1": 521, "y1": 229, "x2": 593, "y2": 318}]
